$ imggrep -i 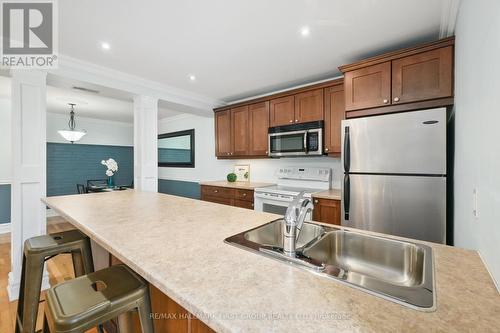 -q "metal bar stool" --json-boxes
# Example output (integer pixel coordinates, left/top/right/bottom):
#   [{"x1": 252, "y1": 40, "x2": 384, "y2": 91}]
[
  {"x1": 15, "y1": 229, "x2": 95, "y2": 333},
  {"x1": 43, "y1": 265, "x2": 154, "y2": 333}
]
